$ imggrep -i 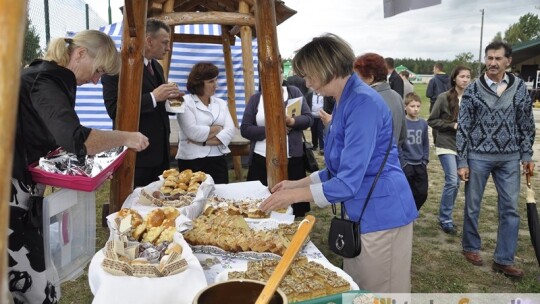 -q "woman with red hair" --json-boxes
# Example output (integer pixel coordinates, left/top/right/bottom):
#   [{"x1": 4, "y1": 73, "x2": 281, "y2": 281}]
[{"x1": 354, "y1": 53, "x2": 407, "y2": 154}]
